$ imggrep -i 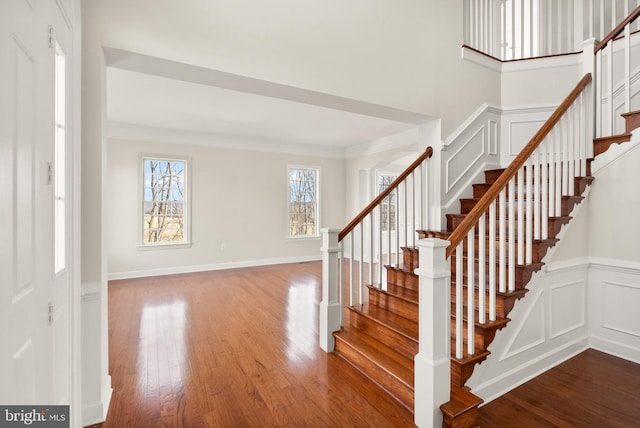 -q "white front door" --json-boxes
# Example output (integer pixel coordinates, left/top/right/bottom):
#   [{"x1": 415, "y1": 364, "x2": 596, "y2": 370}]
[{"x1": 0, "y1": 0, "x2": 71, "y2": 405}]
